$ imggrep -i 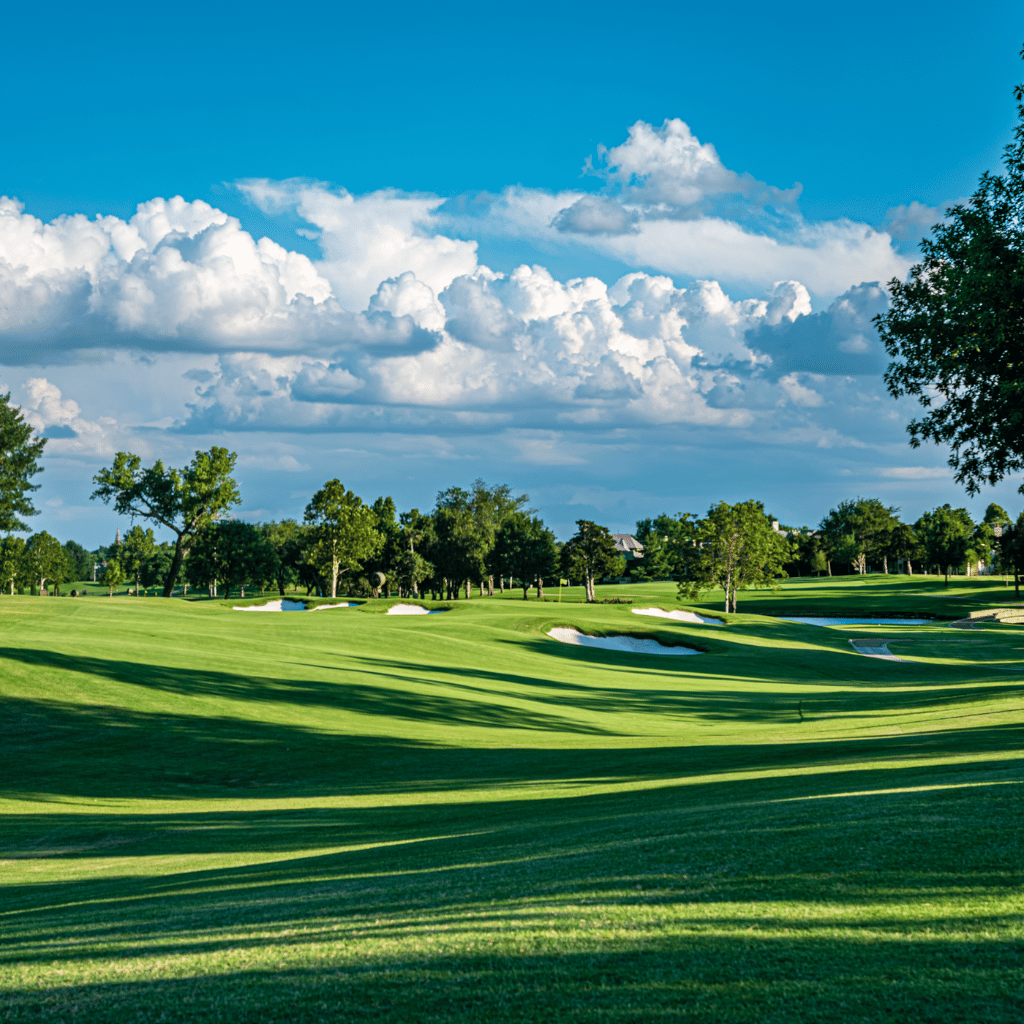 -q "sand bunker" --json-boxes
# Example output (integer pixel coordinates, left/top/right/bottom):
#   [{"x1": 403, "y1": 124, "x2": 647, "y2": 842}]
[
  {"x1": 779, "y1": 616, "x2": 928, "y2": 626},
  {"x1": 234, "y1": 600, "x2": 357, "y2": 612},
  {"x1": 311, "y1": 602, "x2": 358, "y2": 610},
  {"x1": 633, "y1": 607, "x2": 723, "y2": 626},
  {"x1": 386, "y1": 604, "x2": 444, "y2": 615},
  {"x1": 848, "y1": 639, "x2": 910, "y2": 662},
  {"x1": 548, "y1": 627, "x2": 701, "y2": 656}
]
